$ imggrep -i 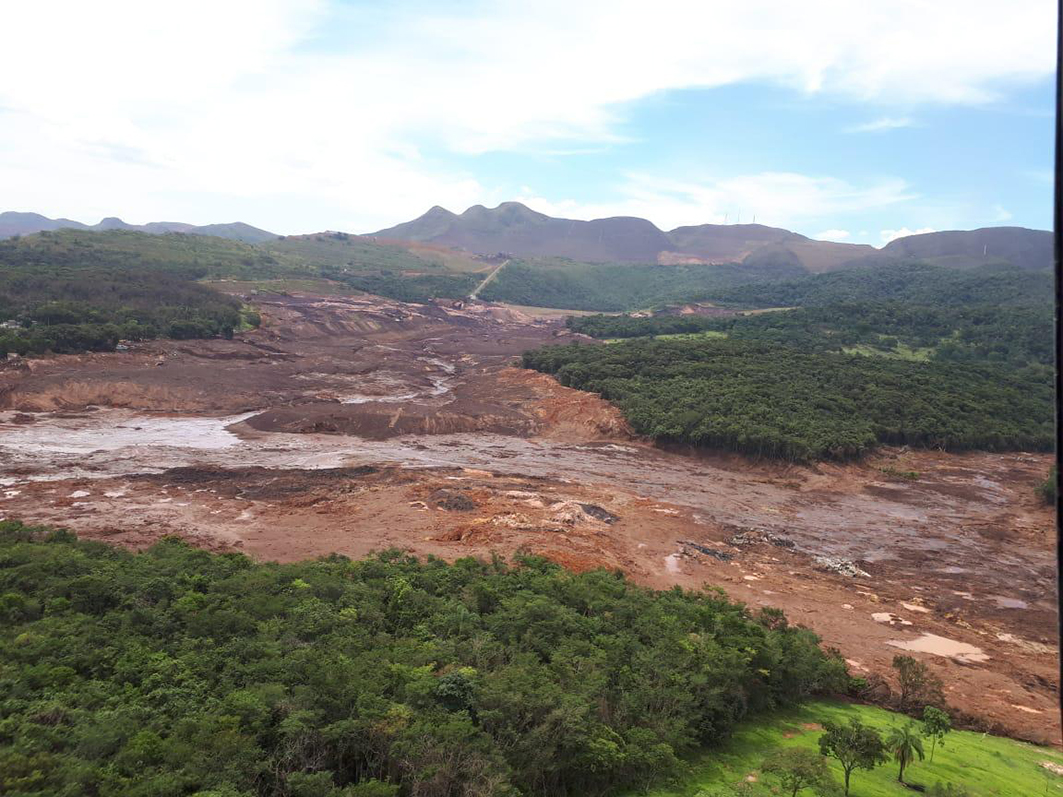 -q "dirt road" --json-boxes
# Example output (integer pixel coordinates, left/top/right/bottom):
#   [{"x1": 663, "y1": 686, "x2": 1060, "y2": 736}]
[
  {"x1": 0, "y1": 290, "x2": 1056, "y2": 743},
  {"x1": 469, "y1": 258, "x2": 509, "y2": 300}
]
